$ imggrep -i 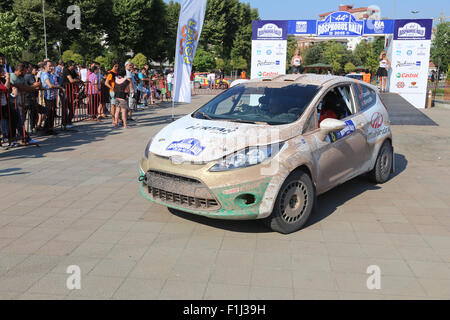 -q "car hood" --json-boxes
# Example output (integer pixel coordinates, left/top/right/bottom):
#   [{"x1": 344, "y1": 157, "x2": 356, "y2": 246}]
[{"x1": 149, "y1": 115, "x2": 291, "y2": 163}]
